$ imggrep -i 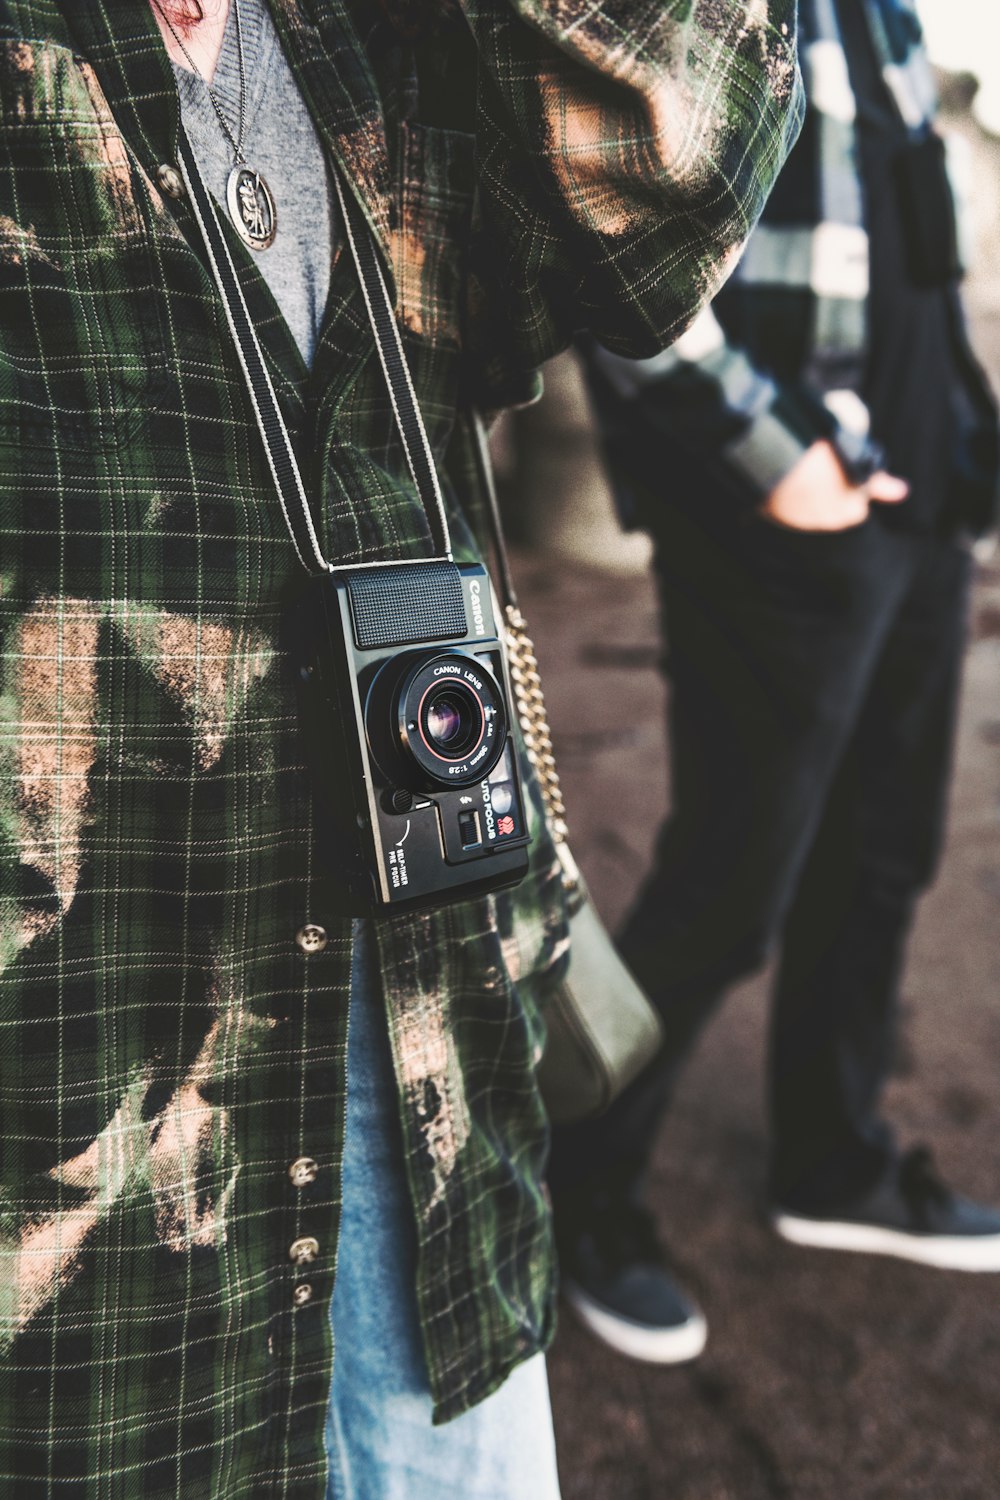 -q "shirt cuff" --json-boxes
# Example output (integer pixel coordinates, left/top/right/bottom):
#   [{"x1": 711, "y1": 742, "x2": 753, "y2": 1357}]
[
  {"x1": 723, "y1": 411, "x2": 813, "y2": 498},
  {"x1": 722, "y1": 384, "x2": 881, "y2": 501}
]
